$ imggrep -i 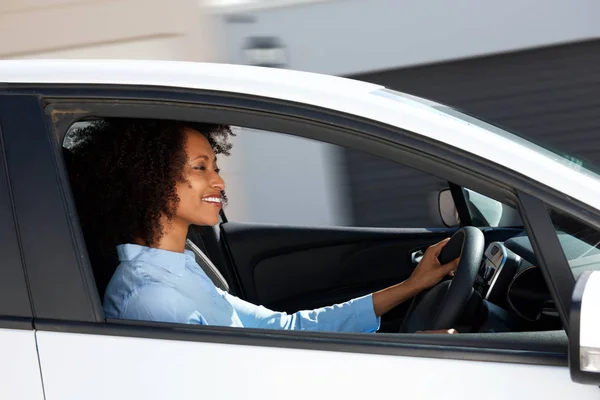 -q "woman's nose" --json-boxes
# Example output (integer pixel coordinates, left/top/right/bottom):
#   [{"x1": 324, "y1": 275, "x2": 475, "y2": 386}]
[{"x1": 211, "y1": 172, "x2": 225, "y2": 191}]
